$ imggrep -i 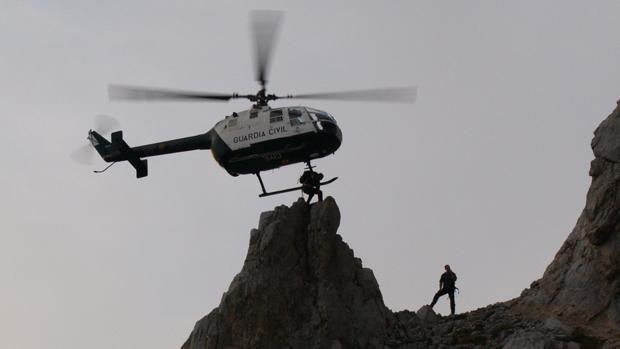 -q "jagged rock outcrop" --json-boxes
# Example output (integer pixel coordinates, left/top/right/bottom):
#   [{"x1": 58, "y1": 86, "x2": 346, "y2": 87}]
[
  {"x1": 183, "y1": 101, "x2": 620, "y2": 348},
  {"x1": 518, "y1": 101, "x2": 620, "y2": 343},
  {"x1": 182, "y1": 197, "x2": 391, "y2": 349}
]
